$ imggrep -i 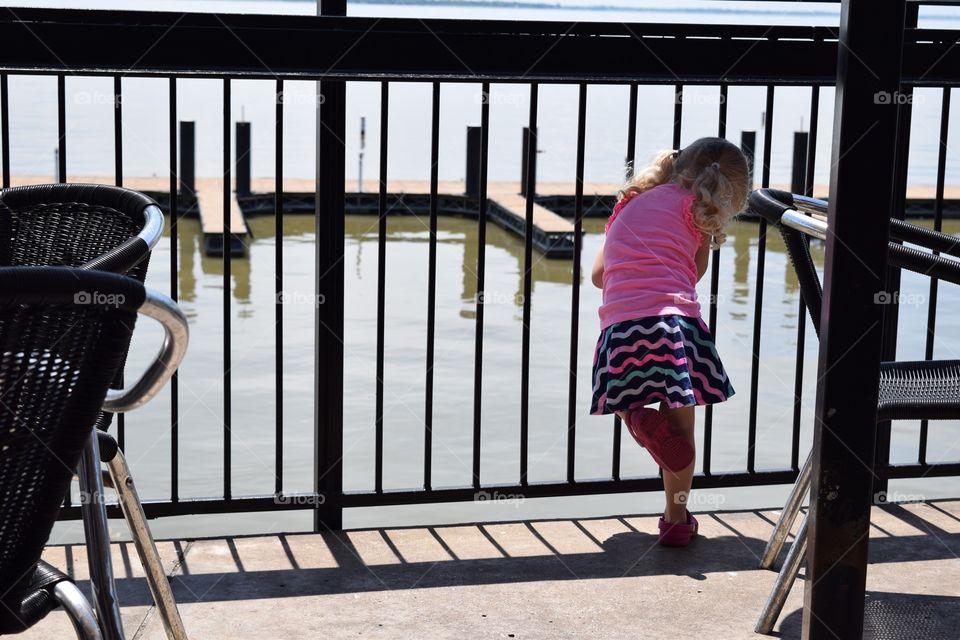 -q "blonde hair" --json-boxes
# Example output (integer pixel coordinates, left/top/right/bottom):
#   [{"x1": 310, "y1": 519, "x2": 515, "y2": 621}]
[{"x1": 619, "y1": 137, "x2": 750, "y2": 249}]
